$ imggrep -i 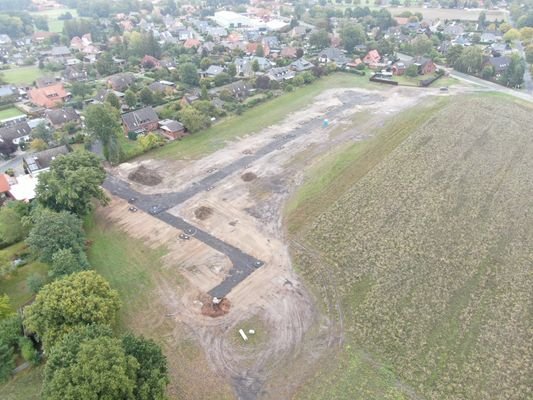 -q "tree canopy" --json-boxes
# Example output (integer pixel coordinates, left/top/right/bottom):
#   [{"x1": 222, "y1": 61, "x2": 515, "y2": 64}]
[
  {"x1": 35, "y1": 151, "x2": 107, "y2": 216},
  {"x1": 43, "y1": 329, "x2": 138, "y2": 400},
  {"x1": 27, "y1": 209, "x2": 86, "y2": 264},
  {"x1": 340, "y1": 23, "x2": 365, "y2": 52},
  {"x1": 24, "y1": 271, "x2": 121, "y2": 348},
  {"x1": 85, "y1": 104, "x2": 122, "y2": 163}
]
